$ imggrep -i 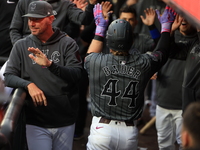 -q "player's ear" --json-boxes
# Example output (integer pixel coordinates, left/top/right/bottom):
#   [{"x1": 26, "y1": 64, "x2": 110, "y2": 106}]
[{"x1": 48, "y1": 15, "x2": 55, "y2": 24}]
